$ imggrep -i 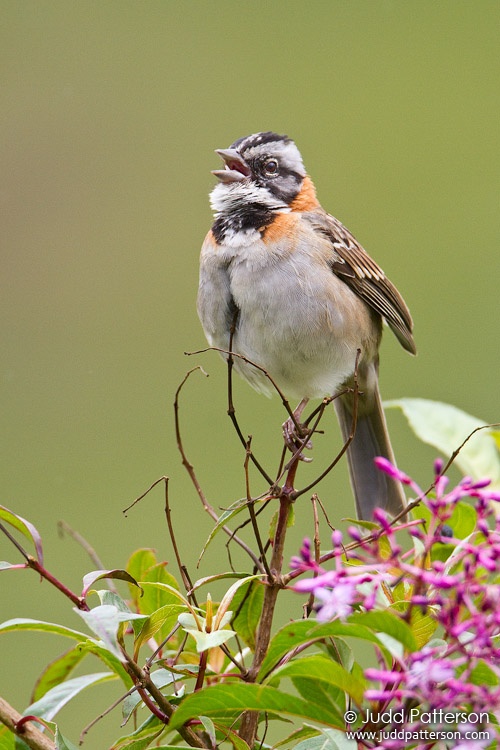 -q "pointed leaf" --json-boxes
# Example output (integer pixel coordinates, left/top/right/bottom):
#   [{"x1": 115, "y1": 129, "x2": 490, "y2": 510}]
[
  {"x1": 24, "y1": 672, "x2": 115, "y2": 721},
  {"x1": 258, "y1": 619, "x2": 408, "y2": 680},
  {"x1": 184, "y1": 628, "x2": 236, "y2": 652},
  {"x1": 82, "y1": 569, "x2": 142, "y2": 598},
  {"x1": 42, "y1": 723, "x2": 79, "y2": 750},
  {"x1": 266, "y1": 654, "x2": 365, "y2": 705},
  {"x1": 273, "y1": 725, "x2": 322, "y2": 749},
  {"x1": 230, "y1": 578, "x2": 264, "y2": 650},
  {"x1": 197, "y1": 497, "x2": 250, "y2": 565},
  {"x1": 349, "y1": 611, "x2": 417, "y2": 651},
  {"x1": 55, "y1": 729, "x2": 79, "y2": 750},
  {"x1": 213, "y1": 722, "x2": 250, "y2": 750},
  {"x1": 296, "y1": 728, "x2": 358, "y2": 749},
  {"x1": 385, "y1": 399, "x2": 500, "y2": 488},
  {"x1": 189, "y1": 571, "x2": 253, "y2": 592},
  {"x1": 110, "y1": 714, "x2": 164, "y2": 749},
  {"x1": 389, "y1": 601, "x2": 438, "y2": 649},
  {"x1": 138, "y1": 577, "x2": 186, "y2": 616},
  {"x1": 32, "y1": 646, "x2": 86, "y2": 701},
  {"x1": 74, "y1": 640, "x2": 132, "y2": 687},
  {"x1": 122, "y1": 668, "x2": 180, "y2": 722},
  {"x1": 0, "y1": 618, "x2": 87, "y2": 640},
  {"x1": 126, "y1": 549, "x2": 159, "y2": 608},
  {"x1": 0, "y1": 561, "x2": 26, "y2": 570},
  {"x1": 134, "y1": 604, "x2": 186, "y2": 656},
  {"x1": 168, "y1": 683, "x2": 344, "y2": 731},
  {"x1": 199, "y1": 716, "x2": 216, "y2": 746},
  {"x1": 215, "y1": 574, "x2": 263, "y2": 629},
  {"x1": 75, "y1": 605, "x2": 147, "y2": 661},
  {"x1": 0, "y1": 506, "x2": 44, "y2": 564}
]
